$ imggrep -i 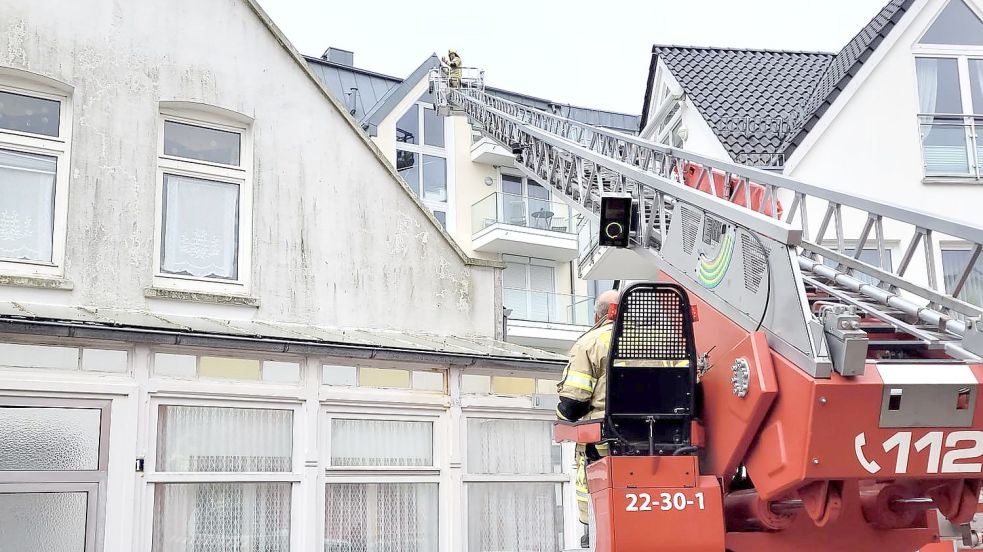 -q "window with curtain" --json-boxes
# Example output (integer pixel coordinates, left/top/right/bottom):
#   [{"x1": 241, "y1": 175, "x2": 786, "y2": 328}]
[
  {"x1": 395, "y1": 95, "x2": 450, "y2": 228},
  {"x1": 0, "y1": 149, "x2": 57, "y2": 263},
  {"x1": 465, "y1": 418, "x2": 565, "y2": 552},
  {"x1": 0, "y1": 86, "x2": 66, "y2": 270},
  {"x1": 915, "y1": 5, "x2": 983, "y2": 178},
  {"x1": 942, "y1": 248, "x2": 983, "y2": 307},
  {"x1": 324, "y1": 415, "x2": 439, "y2": 552},
  {"x1": 156, "y1": 113, "x2": 248, "y2": 286},
  {"x1": 160, "y1": 175, "x2": 239, "y2": 280},
  {"x1": 151, "y1": 405, "x2": 293, "y2": 552}
]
